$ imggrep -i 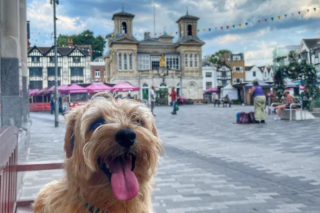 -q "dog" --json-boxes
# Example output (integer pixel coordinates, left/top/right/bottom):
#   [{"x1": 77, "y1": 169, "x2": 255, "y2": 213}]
[{"x1": 34, "y1": 93, "x2": 163, "y2": 213}]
